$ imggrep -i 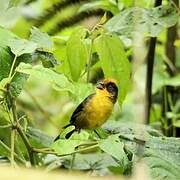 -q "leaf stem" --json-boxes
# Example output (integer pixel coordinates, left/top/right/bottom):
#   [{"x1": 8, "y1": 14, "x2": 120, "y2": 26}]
[
  {"x1": 33, "y1": 144, "x2": 99, "y2": 156},
  {"x1": 9, "y1": 95, "x2": 35, "y2": 166},
  {"x1": 8, "y1": 55, "x2": 17, "y2": 78},
  {"x1": 10, "y1": 129, "x2": 16, "y2": 167},
  {"x1": 86, "y1": 39, "x2": 93, "y2": 83}
]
